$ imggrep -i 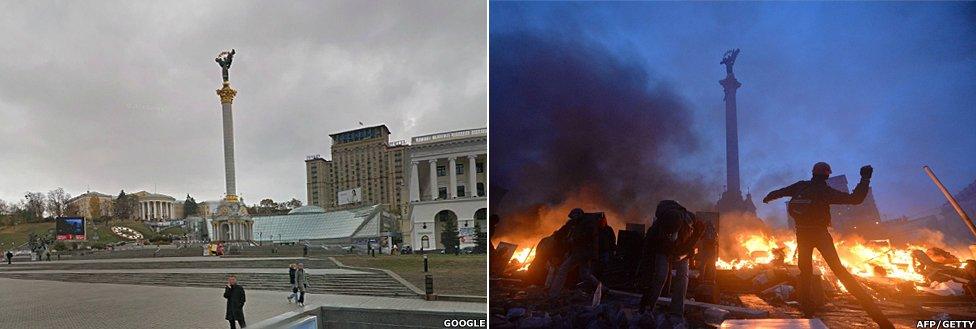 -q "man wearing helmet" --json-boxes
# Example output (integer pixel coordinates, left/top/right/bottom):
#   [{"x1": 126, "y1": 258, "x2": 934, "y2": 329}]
[{"x1": 763, "y1": 162, "x2": 893, "y2": 329}]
